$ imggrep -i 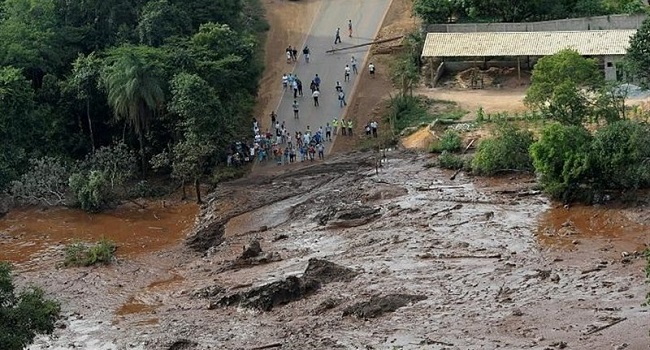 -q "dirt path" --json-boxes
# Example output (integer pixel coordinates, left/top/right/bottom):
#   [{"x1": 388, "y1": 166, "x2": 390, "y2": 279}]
[{"x1": 416, "y1": 86, "x2": 528, "y2": 120}]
